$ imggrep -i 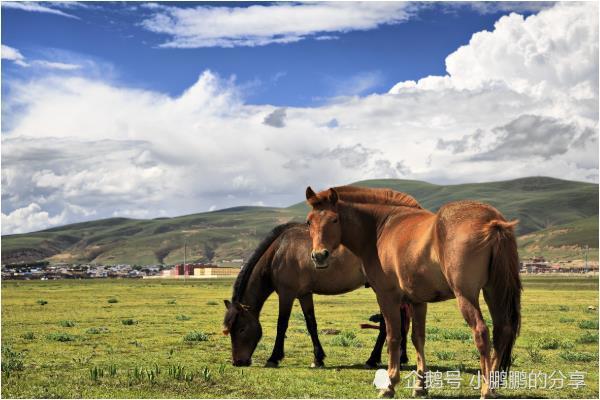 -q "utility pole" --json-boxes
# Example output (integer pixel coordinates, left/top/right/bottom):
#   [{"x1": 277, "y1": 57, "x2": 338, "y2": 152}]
[{"x1": 184, "y1": 240, "x2": 187, "y2": 282}]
